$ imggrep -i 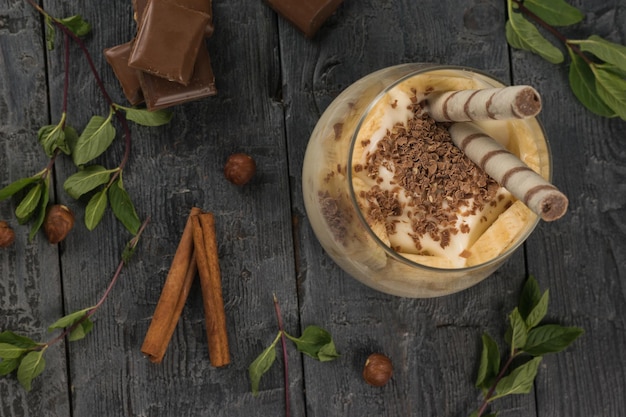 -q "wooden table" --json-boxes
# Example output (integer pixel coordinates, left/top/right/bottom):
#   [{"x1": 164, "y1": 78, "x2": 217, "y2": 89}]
[{"x1": 1, "y1": 1, "x2": 625, "y2": 416}]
